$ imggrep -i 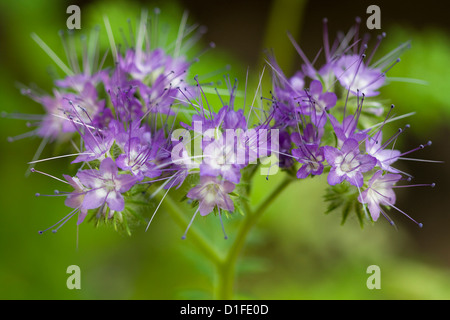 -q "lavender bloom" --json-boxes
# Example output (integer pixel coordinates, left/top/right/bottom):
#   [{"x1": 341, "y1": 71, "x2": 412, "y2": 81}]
[
  {"x1": 329, "y1": 113, "x2": 369, "y2": 147},
  {"x1": 357, "y1": 170, "x2": 401, "y2": 222},
  {"x1": 270, "y1": 63, "x2": 306, "y2": 127},
  {"x1": 15, "y1": 10, "x2": 436, "y2": 239},
  {"x1": 333, "y1": 54, "x2": 385, "y2": 97},
  {"x1": 106, "y1": 70, "x2": 144, "y2": 122},
  {"x1": 55, "y1": 70, "x2": 109, "y2": 94},
  {"x1": 186, "y1": 176, "x2": 235, "y2": 216},
  {"x1": 365, "y1": 131, "x2": 401, "y2": 173},
  {"x1": 300, "y1": 80, "x2": 337, "y2": 128},
  {"x1": 276, "y1": 130, "x2": 294, "y2": 168},
  {"x1": 21, "y1": 89, "x2": 79, "y2": 140},
  {"x1": 323, "y1": 138, "x2": 376, "y2": 187},
  {"x1": 71, "y1": 124, "x2": 115, "y2": 164},
  {"x1": 181, "y1": 104, "x2": 247, "y2": 134},
  {"x1": 200, "y1": 134, "x2": 243, "y2": 184},
  {"x1": 118, "y1": 42, "x2": 193, "y2": 115},
  {"x1": 76, "y1": 157, "x2": 137, "y2": 212},
  {"x1": 166, "y1": 140, "x2": 199, "y2": 189},
  {"x1": 290, "y1": 124, "x2": 325, "y2": 178},
  {"x1": 116, "y1": 136, "x2": 162, "y2": 180},
  {"x1": 63, "y1": 175, "x2": 89, "y2": 225},
  {"x1": 292, "y1": 144, "x2": 325, "y2": 179}
]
